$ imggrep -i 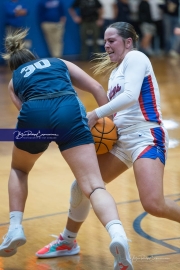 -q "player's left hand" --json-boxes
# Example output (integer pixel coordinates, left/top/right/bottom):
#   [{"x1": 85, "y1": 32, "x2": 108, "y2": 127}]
[{"x1": 87, "y1": 111, "x2": 99, "y2": 129}]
